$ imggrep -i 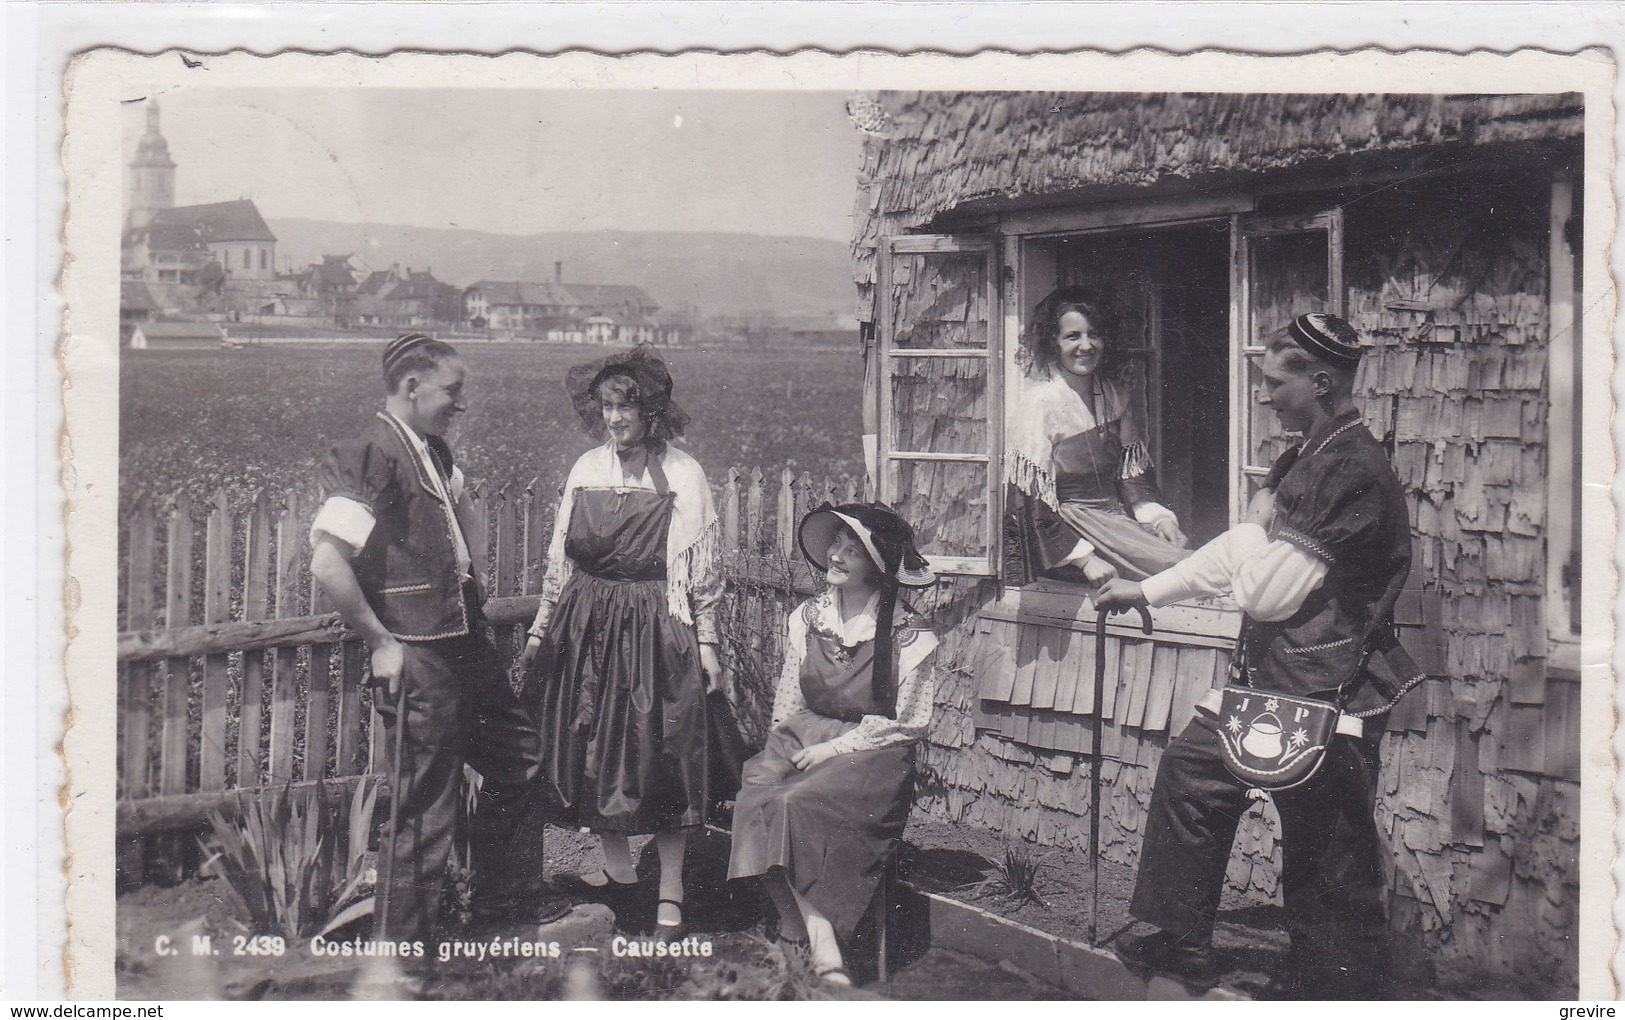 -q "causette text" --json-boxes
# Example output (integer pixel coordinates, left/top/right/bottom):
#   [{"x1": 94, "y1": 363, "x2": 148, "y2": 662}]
[
  {"x1": 299, "y1": 935, "x2": 714, "y2": 963},
  {"x1": 611, "y1": 936, "x2": 714, "y2": 958}
]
